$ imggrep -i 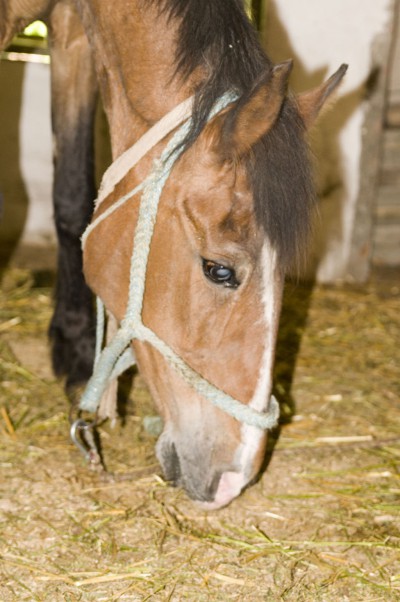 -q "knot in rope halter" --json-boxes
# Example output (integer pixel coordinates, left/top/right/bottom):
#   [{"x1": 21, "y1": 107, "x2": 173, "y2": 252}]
[{"x1": 73, "y1": 91, "x2": 279, "y2": 453}]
